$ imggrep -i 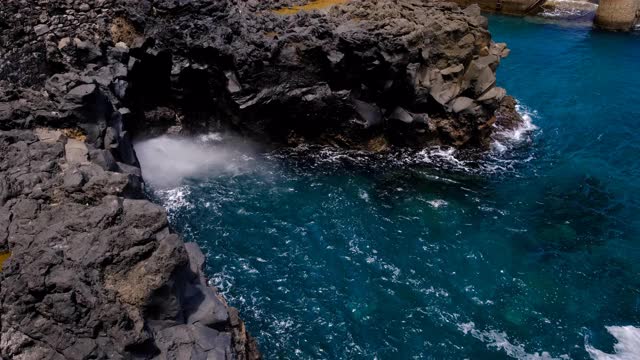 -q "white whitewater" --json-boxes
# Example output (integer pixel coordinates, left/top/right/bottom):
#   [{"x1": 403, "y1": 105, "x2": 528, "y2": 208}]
[
  {"x1": 458, "y1": 322, "x2": 569, "y2": 360},
  {"x1": 539, "y1": 0, "x2": 597, "y2": 18},
  {"x1": 586, "y1": 326, "x2": 640, "y2": 360},
  {"x1": 492, "y1": 103, "x2": 539, "y2": 153}
]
